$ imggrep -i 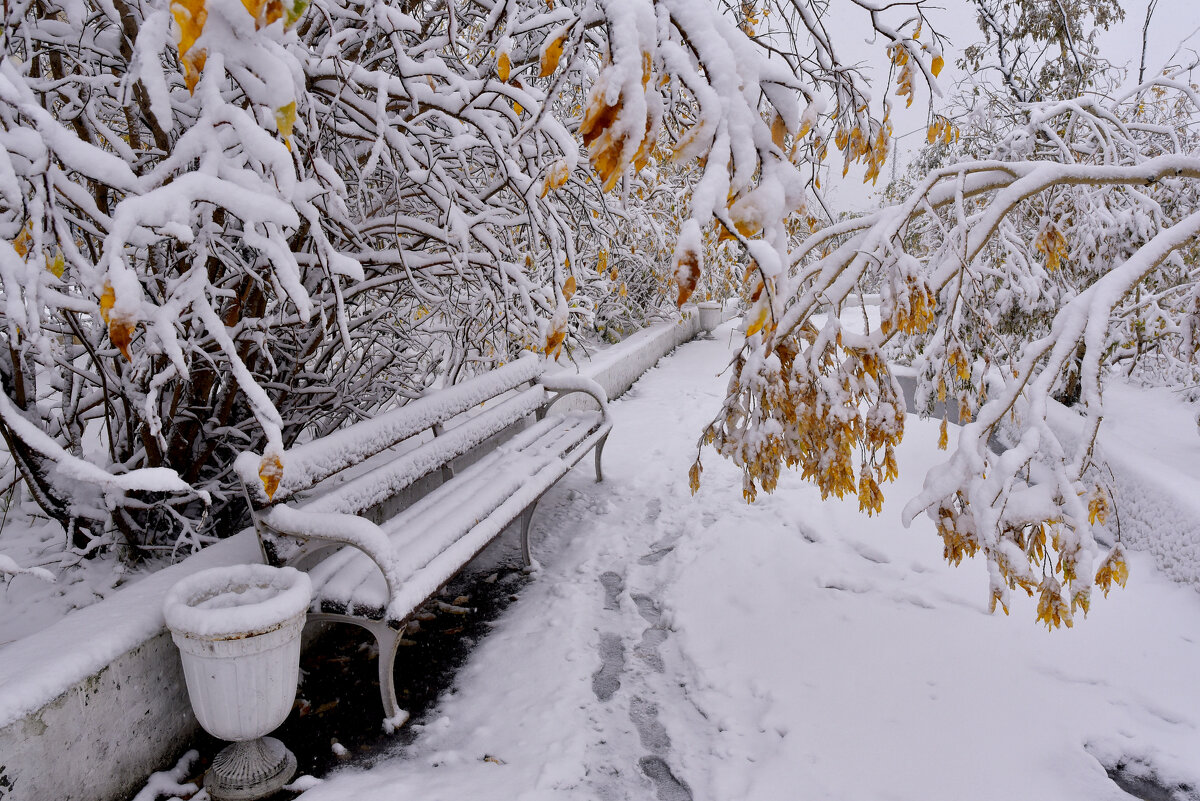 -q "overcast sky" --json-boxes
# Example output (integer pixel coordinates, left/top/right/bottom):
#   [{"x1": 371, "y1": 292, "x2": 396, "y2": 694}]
[{"x1": 819, "y1": 0, "x2": 1200, "y2": 212}]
